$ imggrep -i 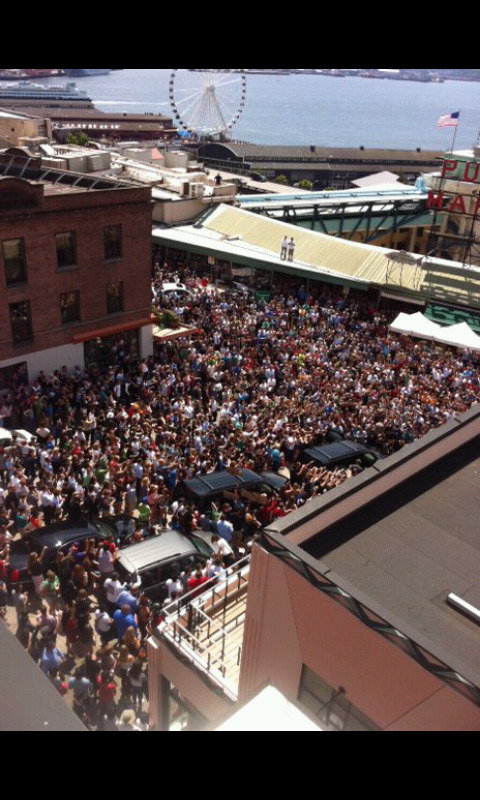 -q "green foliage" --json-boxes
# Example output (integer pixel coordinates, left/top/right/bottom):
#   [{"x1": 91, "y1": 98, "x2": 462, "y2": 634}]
[
  {"x1": 65, "y1": 132, "x2": 90, "y2": 146},
  {"x1": 275, "y1": 174, "x2": 288, "y2": 185},
  {"x1": 155, "y1": 309, "x2": 181, "y2": 330}
]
